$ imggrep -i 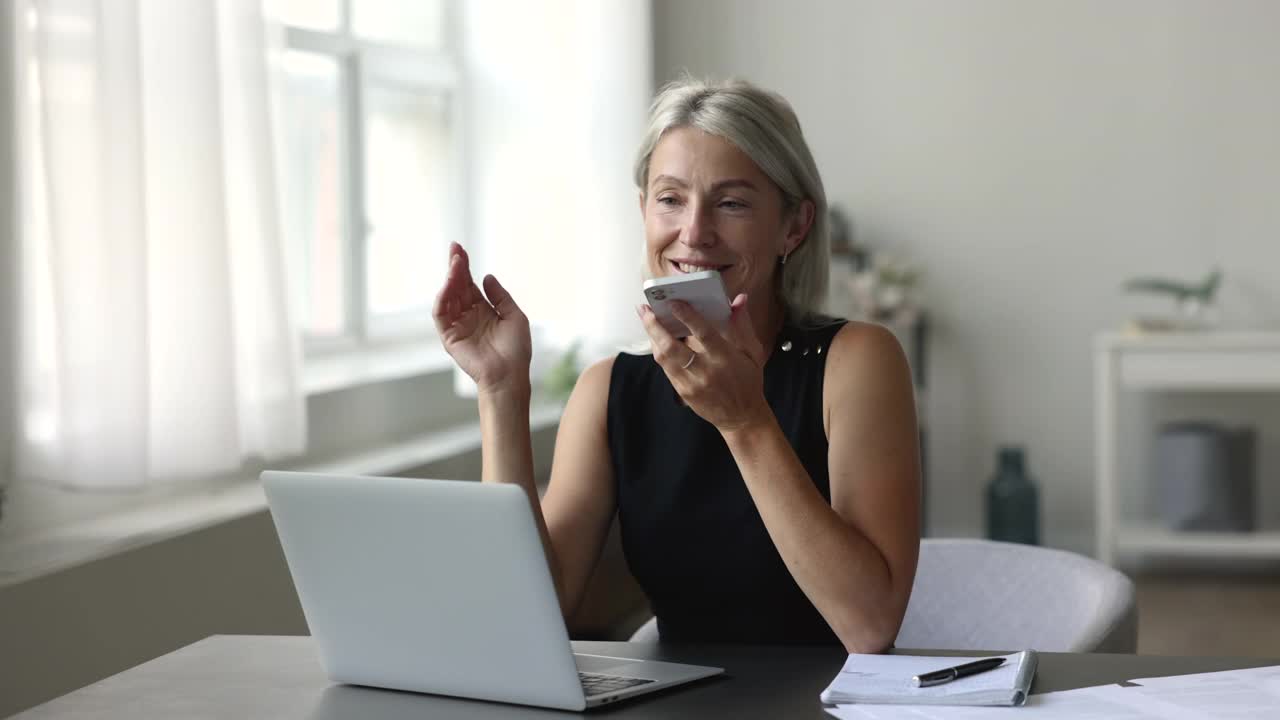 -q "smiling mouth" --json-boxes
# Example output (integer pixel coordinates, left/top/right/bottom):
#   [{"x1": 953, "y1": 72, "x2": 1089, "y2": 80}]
[{"x1": 670, "y1": 260, "x2": 732, "y2": 274}]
